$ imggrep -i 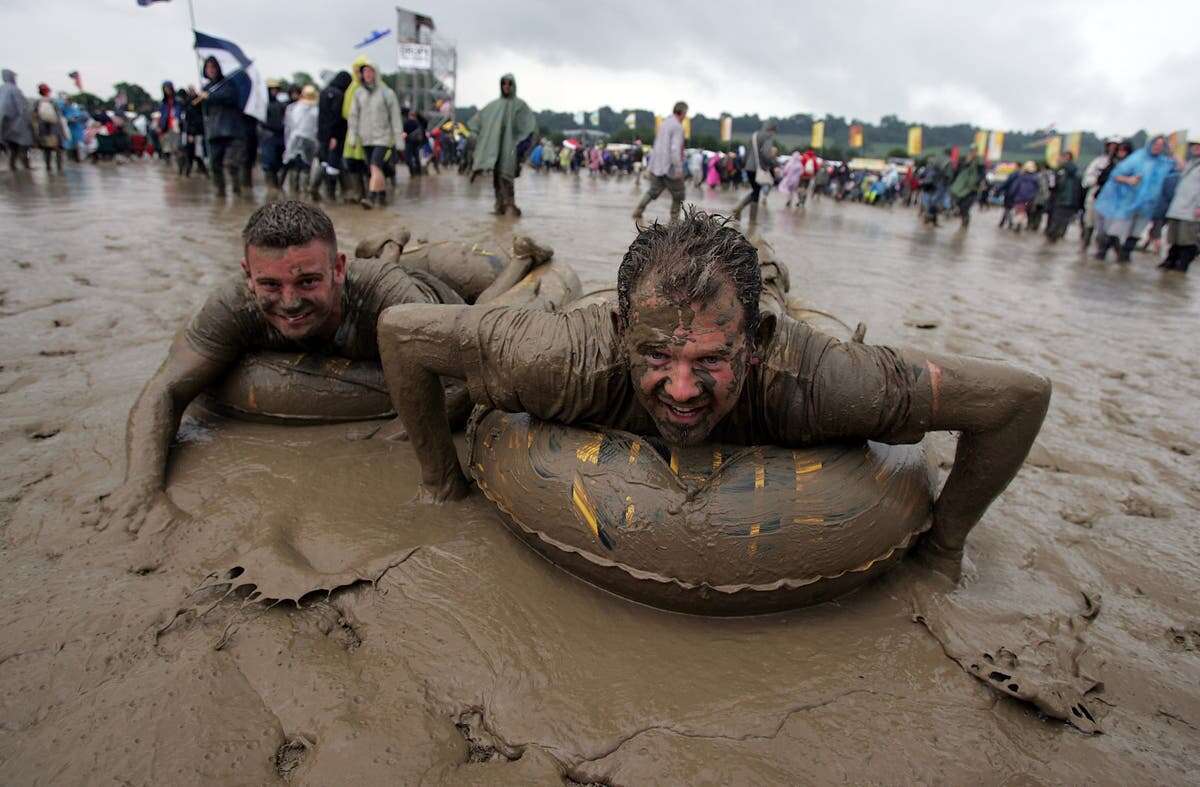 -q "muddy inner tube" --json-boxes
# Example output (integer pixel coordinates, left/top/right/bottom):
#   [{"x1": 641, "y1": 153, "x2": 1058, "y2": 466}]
[
  {"x1": 200, "y1": 261, "x2": 582, "y2": 424},
  {"x1": 468, "y1": 410, "x2": 935, "y2": 616}
]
